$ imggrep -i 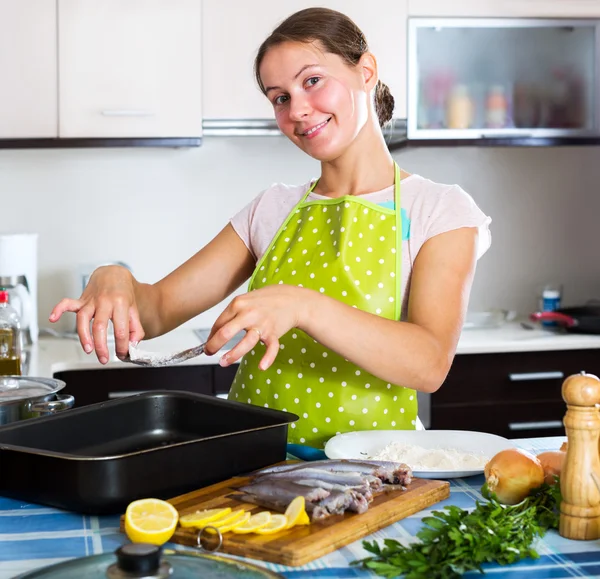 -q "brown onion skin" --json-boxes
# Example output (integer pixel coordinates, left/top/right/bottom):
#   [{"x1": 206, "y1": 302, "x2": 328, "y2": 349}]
[
  {"x1": 484, "y1": 448, "x2": 545, "y2": 505},
  {"x1": 537, "y1": 450, "x2": 565, "y2": 485}
]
